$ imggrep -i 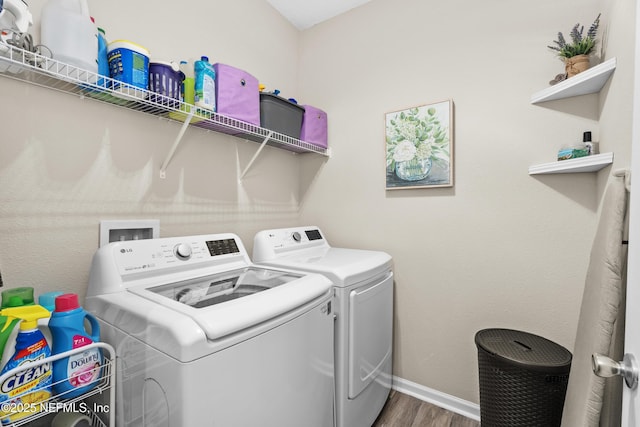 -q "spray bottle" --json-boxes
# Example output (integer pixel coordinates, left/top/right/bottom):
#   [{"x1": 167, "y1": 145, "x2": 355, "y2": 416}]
[
  {"x1": 0, "y1": 305, "x2": 52, "y2": 425},
  {"x1": 49, "y1": 293, "x2": 102, "y2": 399},
  {"x1": 0, "y1": 287, "x2": 34, "y2": 368}
]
